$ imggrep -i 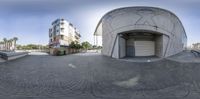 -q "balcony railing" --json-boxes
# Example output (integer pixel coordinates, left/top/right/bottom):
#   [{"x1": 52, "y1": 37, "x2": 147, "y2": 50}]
[{"x1": 75, "y1": 32, "x2": 81, "y2": 37}]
